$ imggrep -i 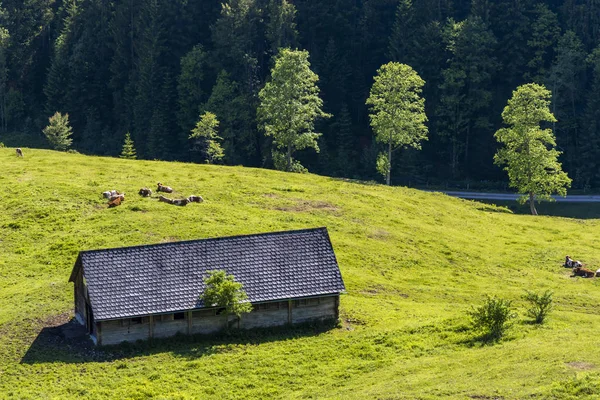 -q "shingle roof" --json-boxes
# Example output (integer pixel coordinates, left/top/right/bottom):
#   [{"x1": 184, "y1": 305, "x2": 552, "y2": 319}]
[{"x1": 70, "y1": 227, "x2": 345, "y2": 321}]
